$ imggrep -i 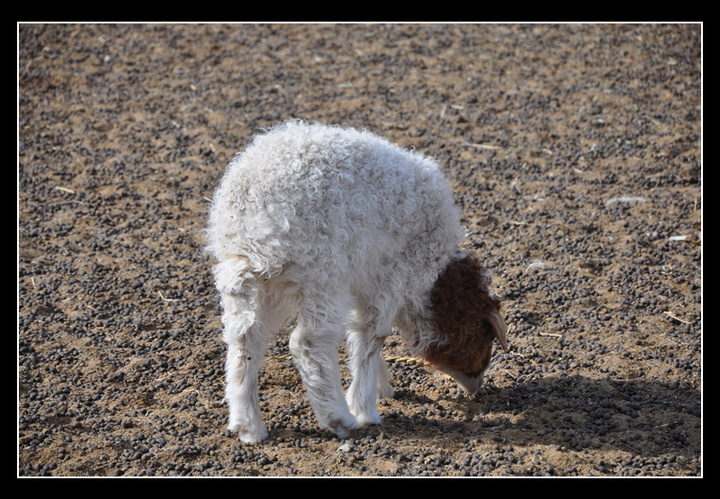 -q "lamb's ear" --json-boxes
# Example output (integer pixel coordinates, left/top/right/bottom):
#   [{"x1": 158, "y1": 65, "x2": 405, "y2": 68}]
[{"x1": 488, "y1": 308, "x2": 508, "y2": 352}]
